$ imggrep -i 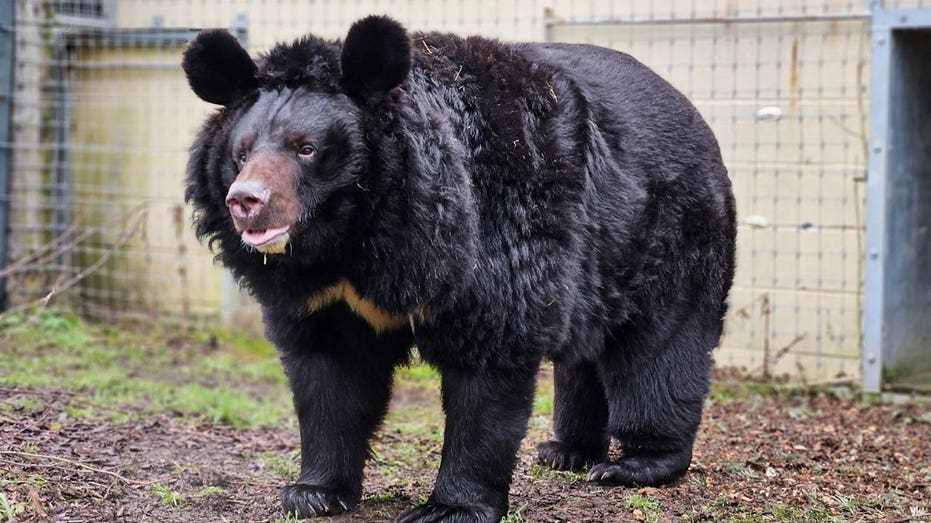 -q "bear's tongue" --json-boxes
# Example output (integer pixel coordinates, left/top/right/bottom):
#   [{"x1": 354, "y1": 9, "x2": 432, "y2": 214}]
[{"x1": 242, "y1": 226, "x2": 289, "y2": 246}]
